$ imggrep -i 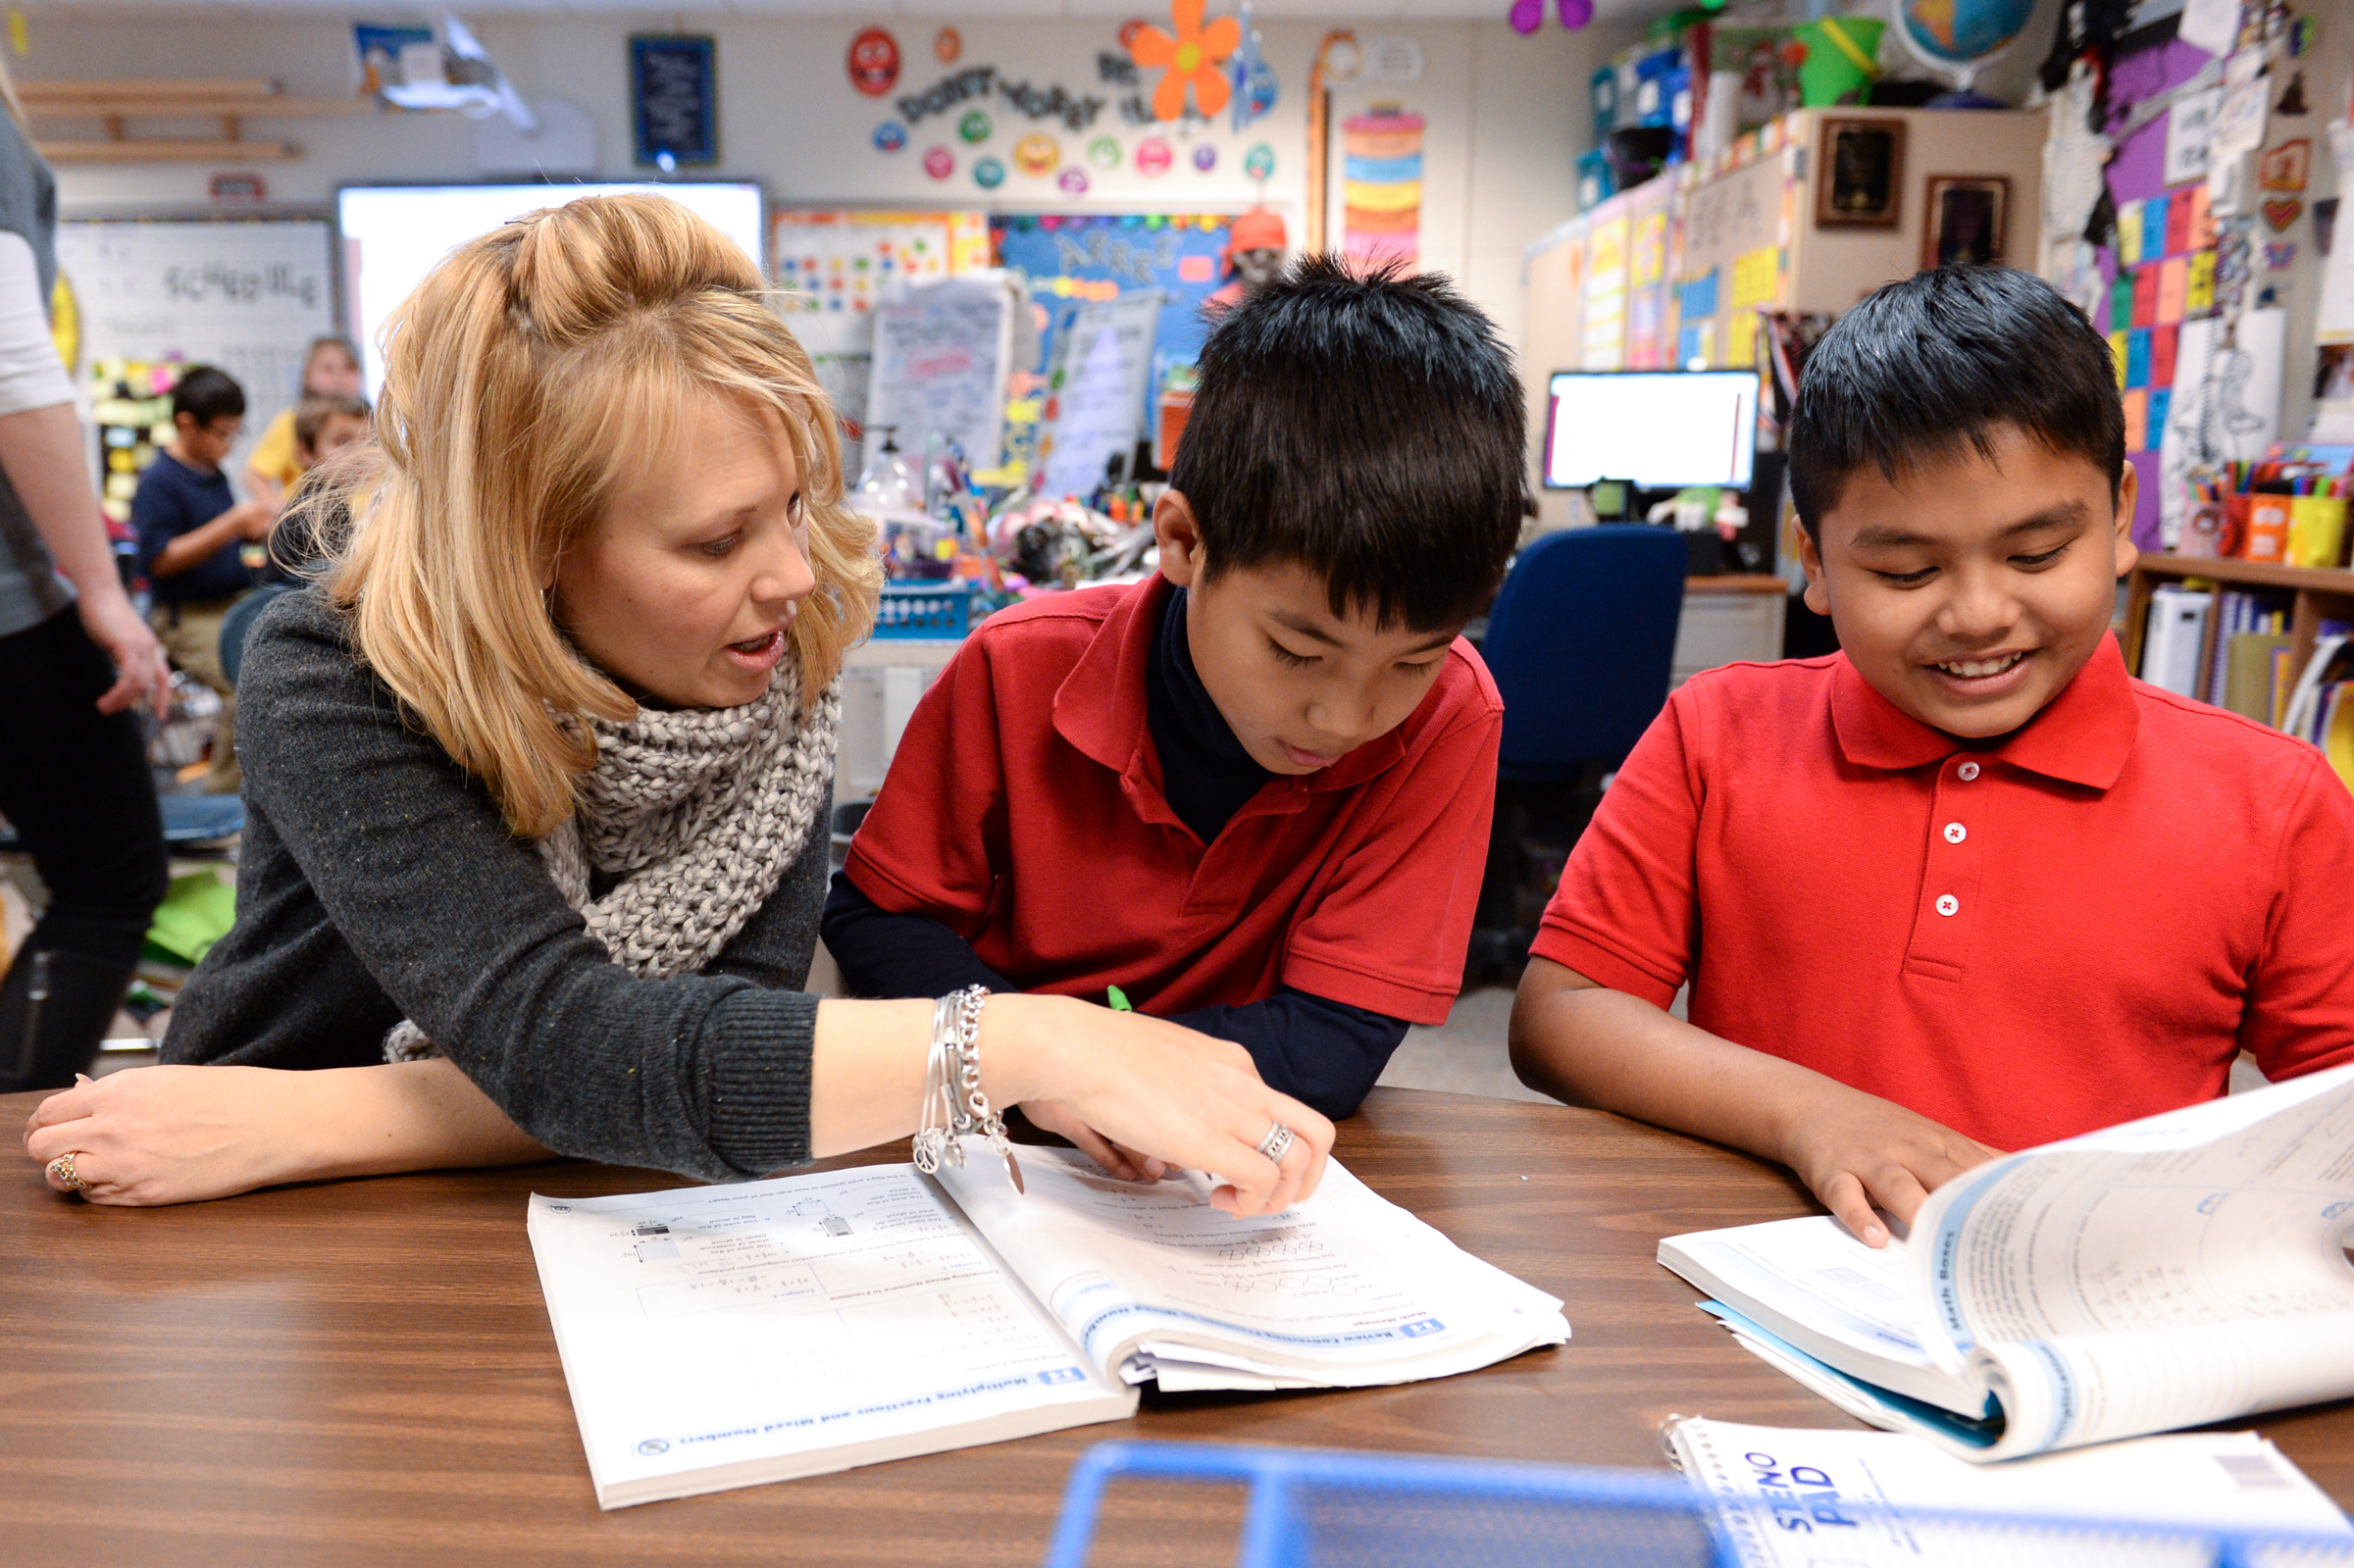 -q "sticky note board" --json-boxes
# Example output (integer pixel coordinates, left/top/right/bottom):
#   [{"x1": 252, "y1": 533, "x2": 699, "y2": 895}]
[
  {"x1": 2118, "y1": 202, "x2": 2145, "y2": 266},
  {"x1": 2151, "y1": 323, "x2": 2178, "y2": 386},
  {"x1": 1678, "y1": 270, "x2": 1719, "y2": 323},
  {"x1": 2165, "y1": 190, "x2": 2194, "y2": 255},
  {"x1": 2109, "y1": 329, "x2": 2131, "y2": 390},
  {"x1": 2124, "y1": 387, "x2": 2149, "y2": 450},
  {"x1": 1729, "y1": 245, "x2": 1779, "y2": 311},
  {"x1": 2132, "y1": 266, "x2": 2159, "y2": 327},
  {"x1": 1677, "y1": 322, "x2": 1714, "y2": 368},
  {"x1": 2125, "y1": 329, "x2": 2152, "y2": 389},
  {"x1": 2158, "y1": 256, "x2": 2188, "y2": 325},
  {"x1": 2187, "y1": 250, "x2": 2217, "y2": 313}
]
